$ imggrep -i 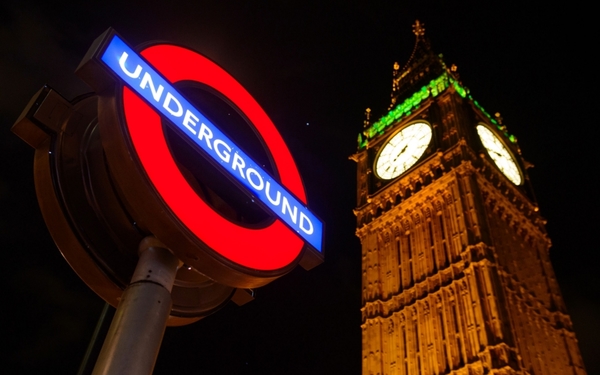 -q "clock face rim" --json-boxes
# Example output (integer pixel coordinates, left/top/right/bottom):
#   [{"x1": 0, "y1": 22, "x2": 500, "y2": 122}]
[
  {"x1": 476, "y1": 124, "x2": 523, "y2": 185},
  {"x1": 374, "y1": 121, "x2": 433, "y2": 180}
]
